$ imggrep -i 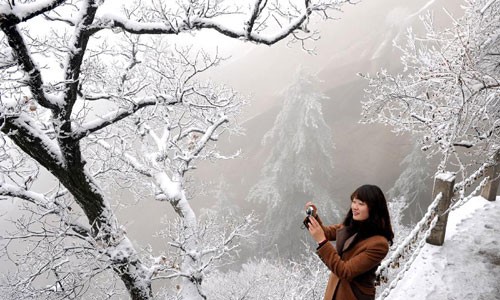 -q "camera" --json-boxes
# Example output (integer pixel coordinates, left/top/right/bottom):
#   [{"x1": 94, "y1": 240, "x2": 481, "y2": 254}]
[
  {"x1": 306, "y1": 206, "x2": 315, "y2": 216},
  {"x1": 303, "y1": 206, "x2": 316, "y2": 229}
]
